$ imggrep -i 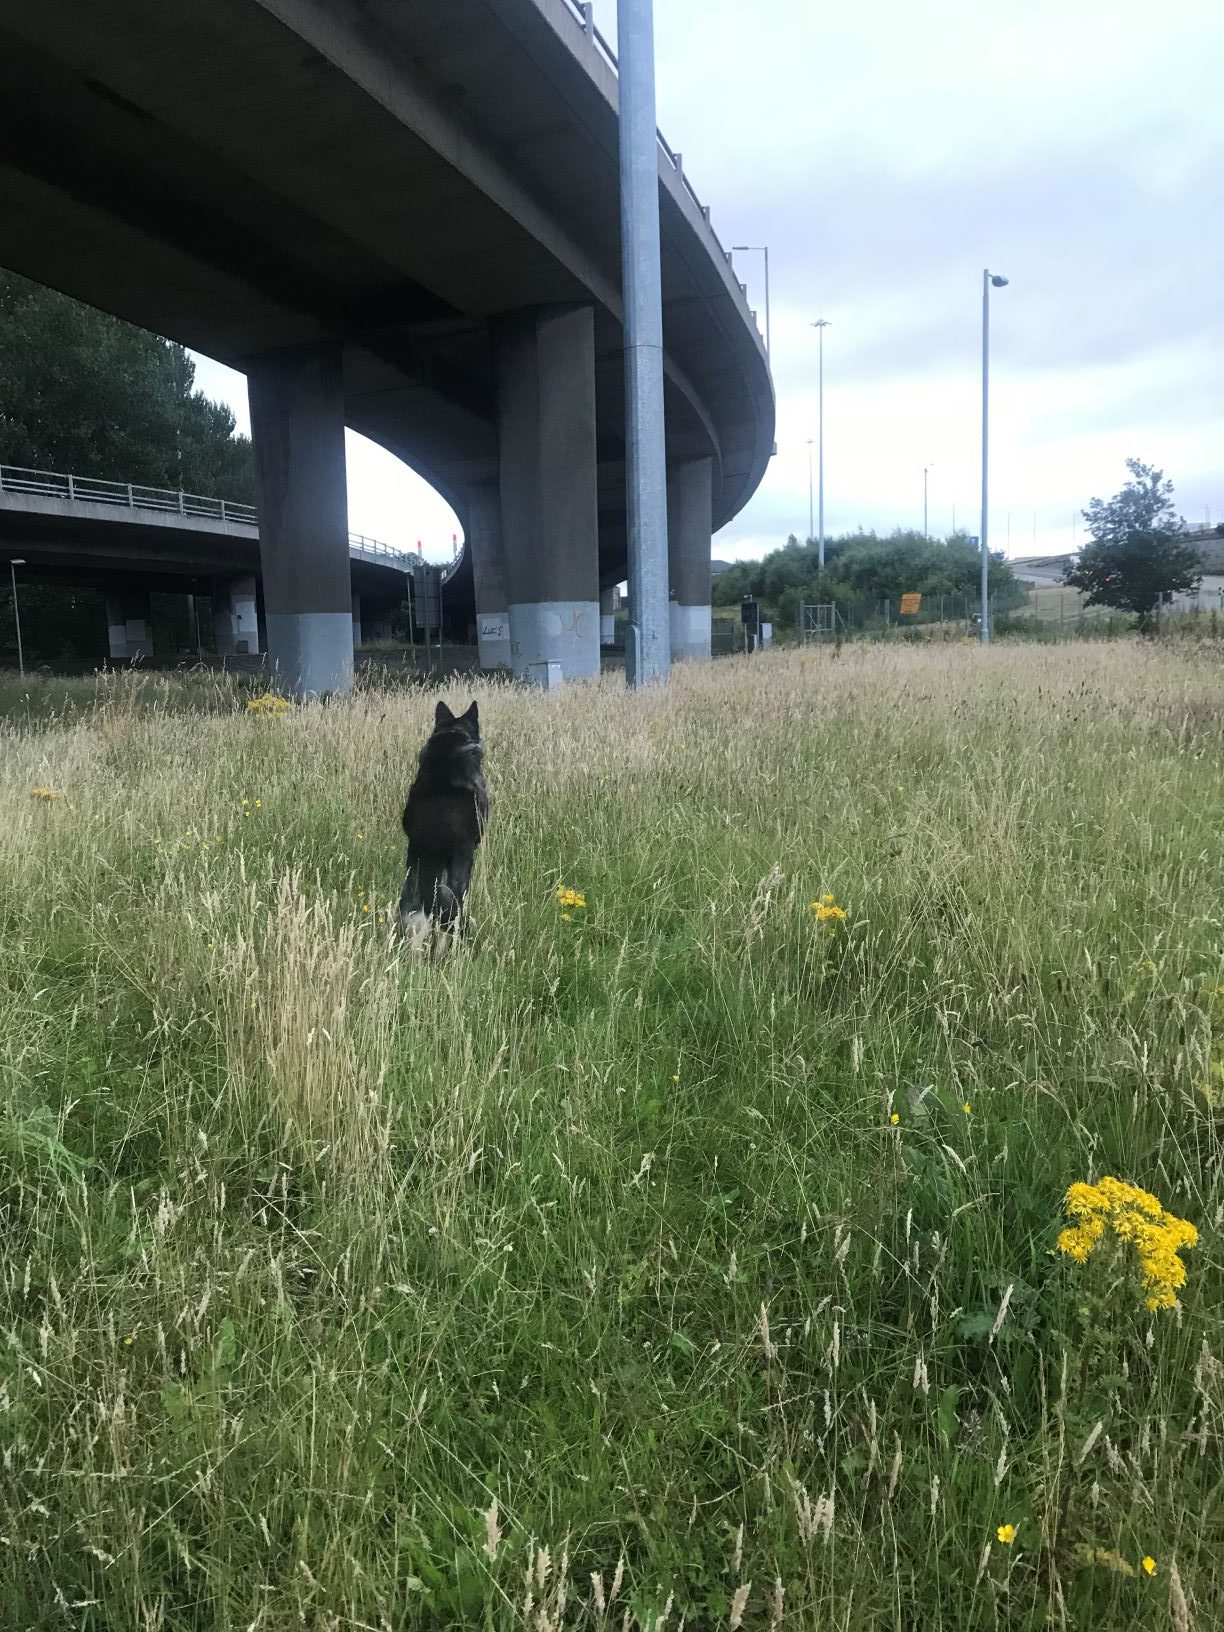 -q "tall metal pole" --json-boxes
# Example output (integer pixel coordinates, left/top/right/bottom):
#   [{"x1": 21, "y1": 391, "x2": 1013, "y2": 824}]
[
  {"x1": 618, "y1": 0, "x2": 670, "y2": 688},
  {"x1": 9, "y1": 559, "x2": 24, "y2": 679},
  {"x1": 732, "y1": 247, "x2": 770, "y2": 354},
  {"x1": 980, "y1": 270, "x2": 990, "y2": 643},
  {"x1": 979, "y1": 269, "x2": 1007, "y2": 645},
  {"x1": 813, "y1": 319, "x2": 830, "y2": 569}
]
